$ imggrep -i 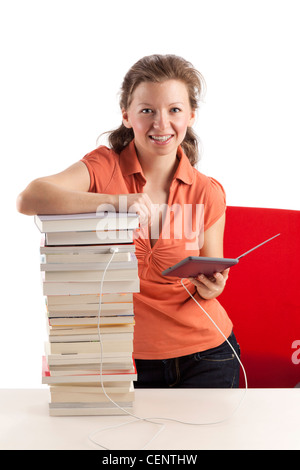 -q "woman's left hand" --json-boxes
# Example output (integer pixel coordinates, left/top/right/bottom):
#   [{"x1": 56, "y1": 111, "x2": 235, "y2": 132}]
[{"x1": 189, "y1": 268, "x2": 230, "y2": 300}]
